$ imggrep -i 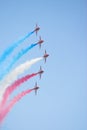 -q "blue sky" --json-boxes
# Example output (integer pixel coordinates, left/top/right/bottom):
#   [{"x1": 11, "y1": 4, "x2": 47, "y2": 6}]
[{"x1": 0, "y1": 0, "x2": 86, "y2": 130}]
